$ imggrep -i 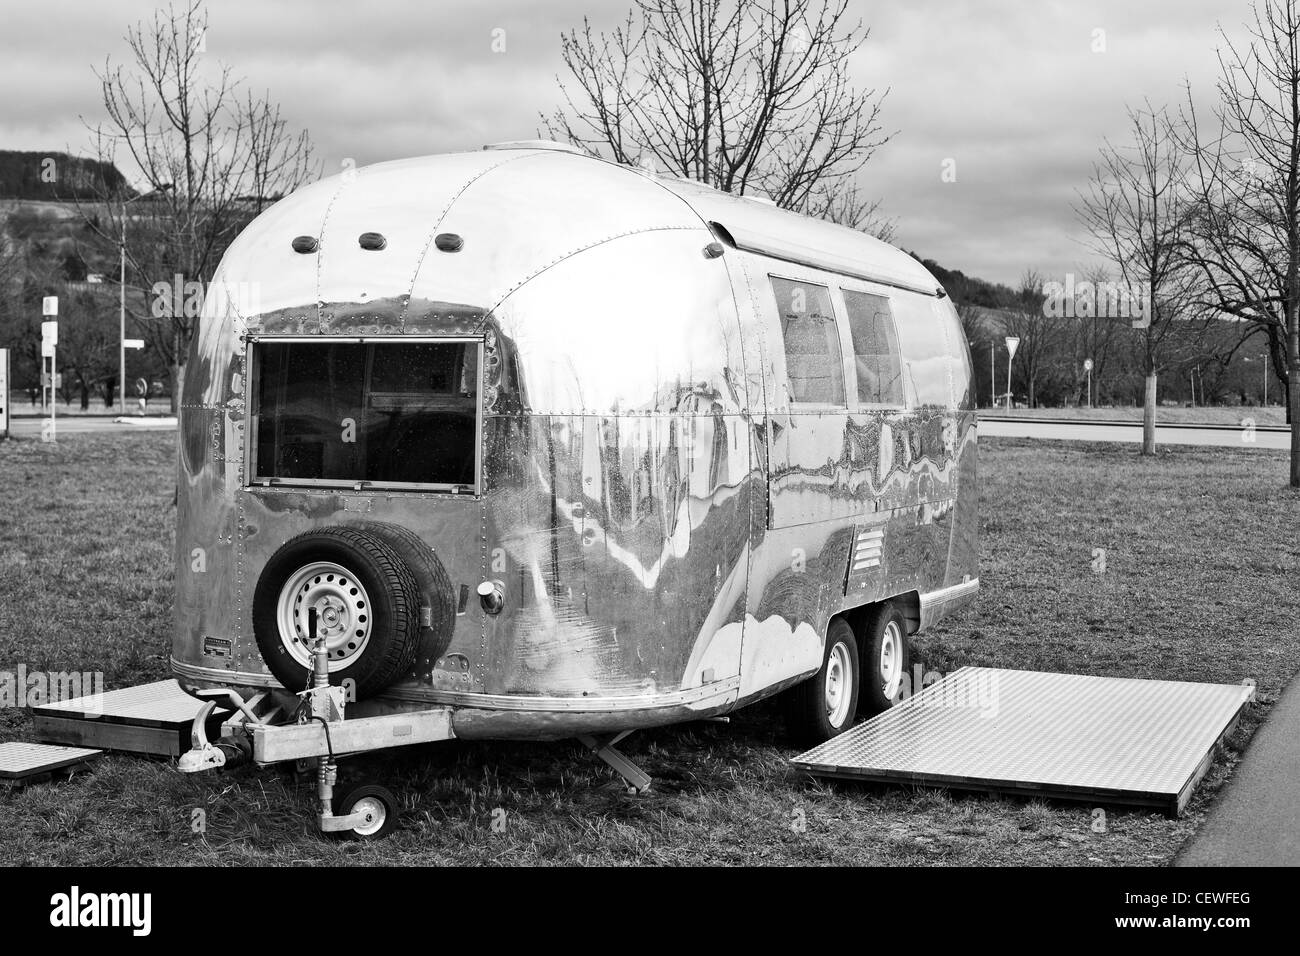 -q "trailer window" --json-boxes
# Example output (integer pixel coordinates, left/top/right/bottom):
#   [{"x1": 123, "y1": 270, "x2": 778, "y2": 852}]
[
  {"x1": 770, "y1": 277, "x2": 846, "y2": 406},
  {"x1": 842, "y1": 290, "x2": 904, "y2": 407},
  {"x1": 252, "y1": 339, "x2": 480, "y2": 490}
]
